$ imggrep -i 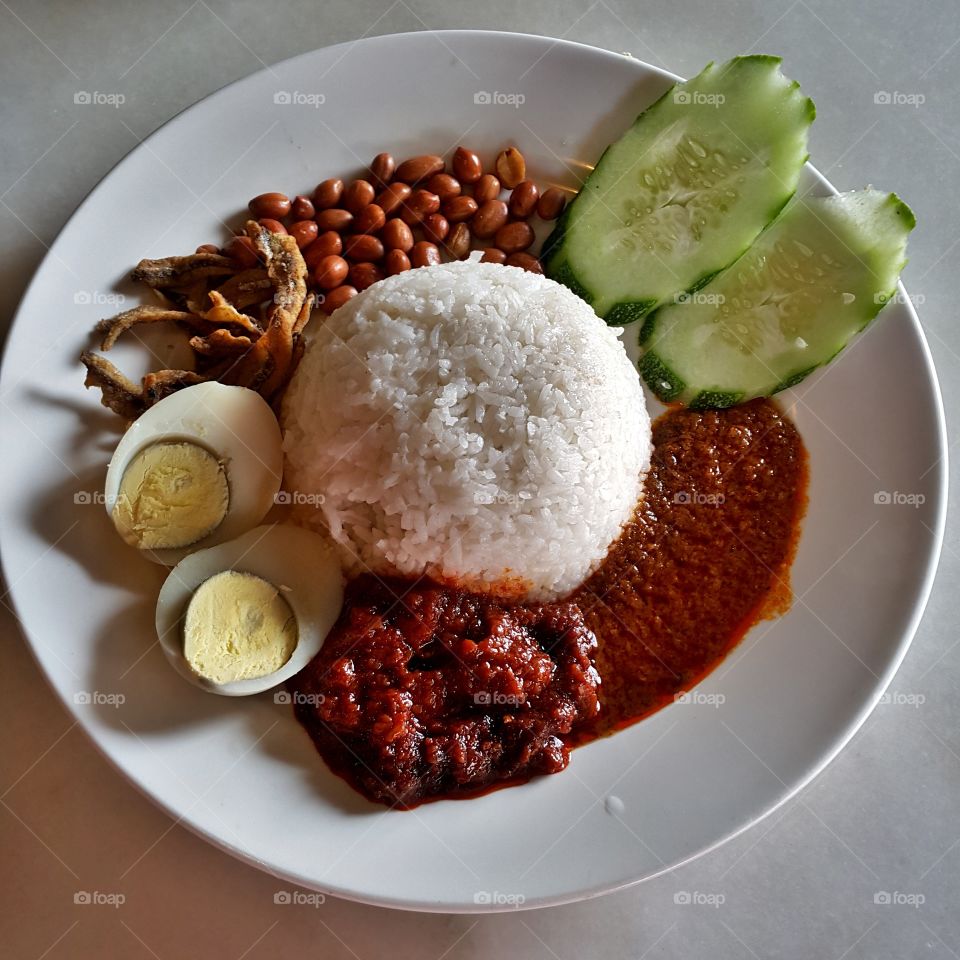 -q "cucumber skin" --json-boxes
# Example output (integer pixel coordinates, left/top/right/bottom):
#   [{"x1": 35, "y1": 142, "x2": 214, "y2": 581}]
[
  {"x1": 543, "y1": 56, "x2": 814, "y2": 323},
  {"x1": 606, "y1": 300, "x2": 658, "y2": 327},
  {"x1": 773, "y1": 365, "x2": 821, "y2": 394},
  {"x1": 548, "y1": 259, "x2": 592, "y2": 305},
  {"x1": 636, "y1": 356, "x2": 742, "y2": 408},
  {"x1": 639, "y1": 191, "x2": 915, "y2": 408},
  {"x1": 539, "y1": 202, "x2": 570, "y2": 265},
  {"x1": 637, "y1": 352, "x2": 685, "y2": 402},
  {"x1": 689, "y1": 390, "x2": 744, "y2": 410}
]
